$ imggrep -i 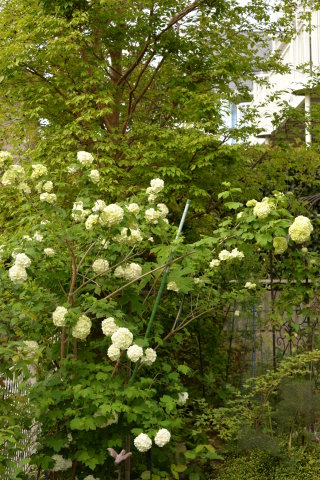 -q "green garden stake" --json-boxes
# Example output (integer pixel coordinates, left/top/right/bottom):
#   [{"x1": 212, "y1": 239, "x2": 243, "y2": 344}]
[{"x1": 130, "y1": 199, "x2": 191, "y2": 384}]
